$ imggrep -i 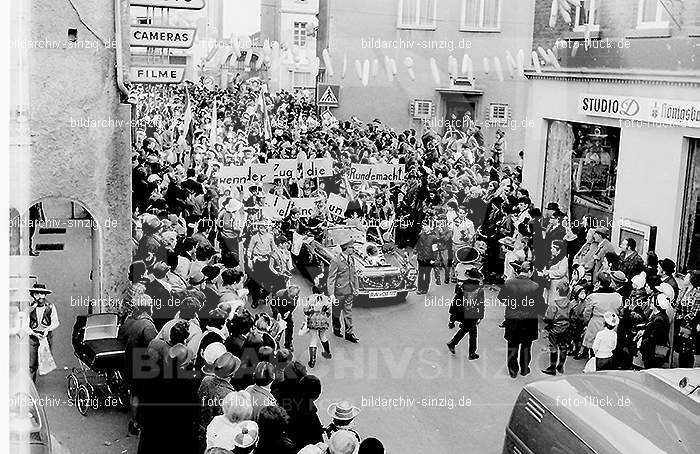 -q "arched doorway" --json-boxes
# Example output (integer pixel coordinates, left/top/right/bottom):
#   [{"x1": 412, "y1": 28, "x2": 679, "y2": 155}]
[{"x1": 10, "y1": 197, "x2": 102, "y2": 369}]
